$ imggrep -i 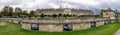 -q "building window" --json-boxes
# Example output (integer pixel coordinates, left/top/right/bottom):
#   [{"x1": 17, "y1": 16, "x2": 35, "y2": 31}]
[
  {"x1": 63, "y1": 24, "x2": 72, "y2": 31},
  {"x1": 106, "y1": 13, "x2": 108, "y2": 15},
  {"x1": 18, "y1": 20, "x2": 22, "y2": 24},
  {"x1": 104, "y1": 20, "x2": 108, "y2": 25},
  {"x1": 91, "y1": 22, "x2": 96, "y2": 27},
  {"x1": 31, "y1": 23, "x2": 39, "y2": 30}
]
